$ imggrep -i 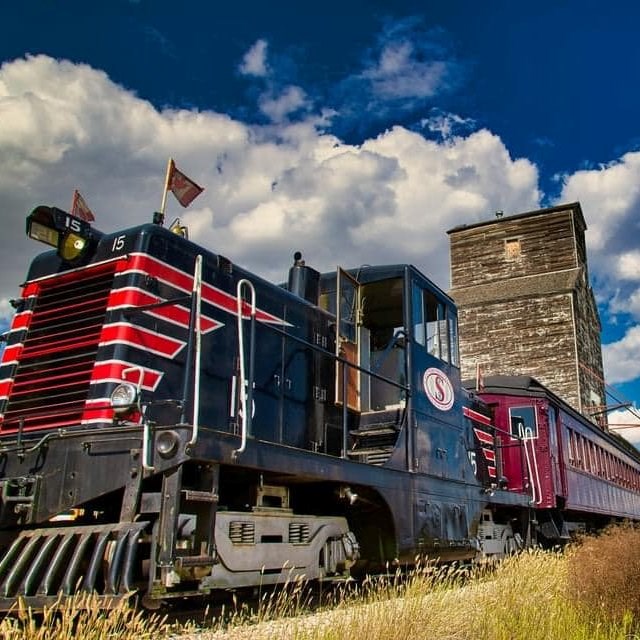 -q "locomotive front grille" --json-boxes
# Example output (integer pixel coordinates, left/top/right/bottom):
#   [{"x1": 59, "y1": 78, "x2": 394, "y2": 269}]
[{"x1": 1, "y1": 264, "x2": 116, "y2": 432}]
